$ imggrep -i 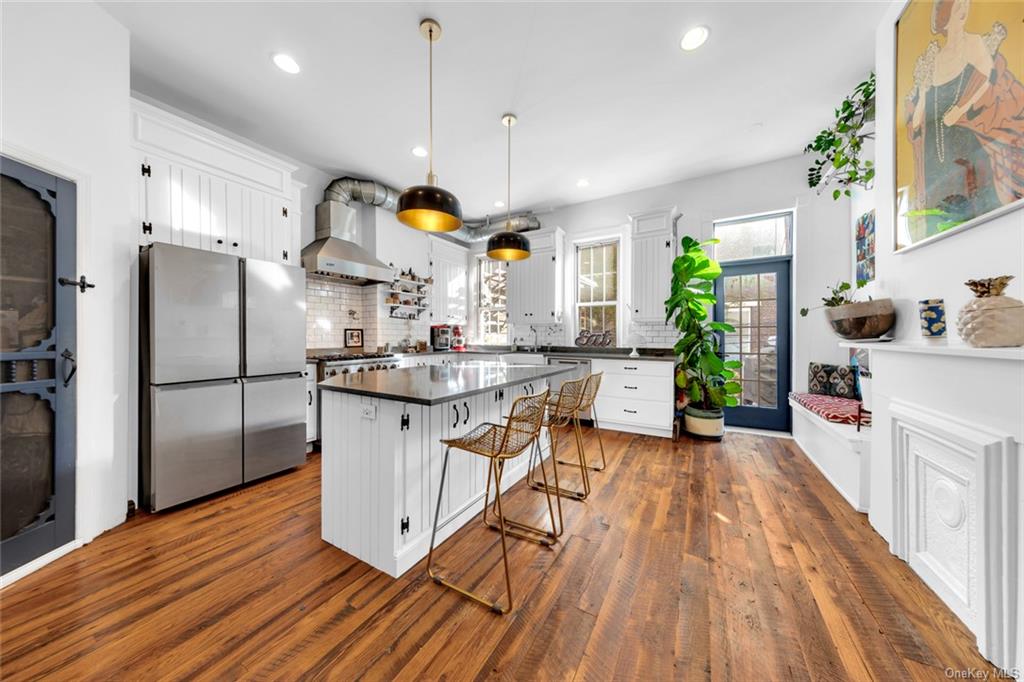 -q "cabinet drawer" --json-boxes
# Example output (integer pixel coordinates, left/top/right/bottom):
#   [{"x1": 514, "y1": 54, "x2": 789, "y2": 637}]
[
  {"x1": 600, "y1": 373, "x2": 673, "y2": 401},
  {"x1": 594, "y1": 395, "x2": 672, "y2": 429},
  {"x1": 591, "y1": 358, "x2": 674, "y2": 378}
]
